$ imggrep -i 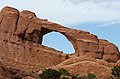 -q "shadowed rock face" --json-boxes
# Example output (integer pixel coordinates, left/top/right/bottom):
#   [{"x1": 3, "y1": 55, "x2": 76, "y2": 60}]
[
  {"x1": 0, "y1": 6, "x2": 120, "y2": 79},
  {"x1": 0, "y1": 62, "x2": 40, "y2": 79}
]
